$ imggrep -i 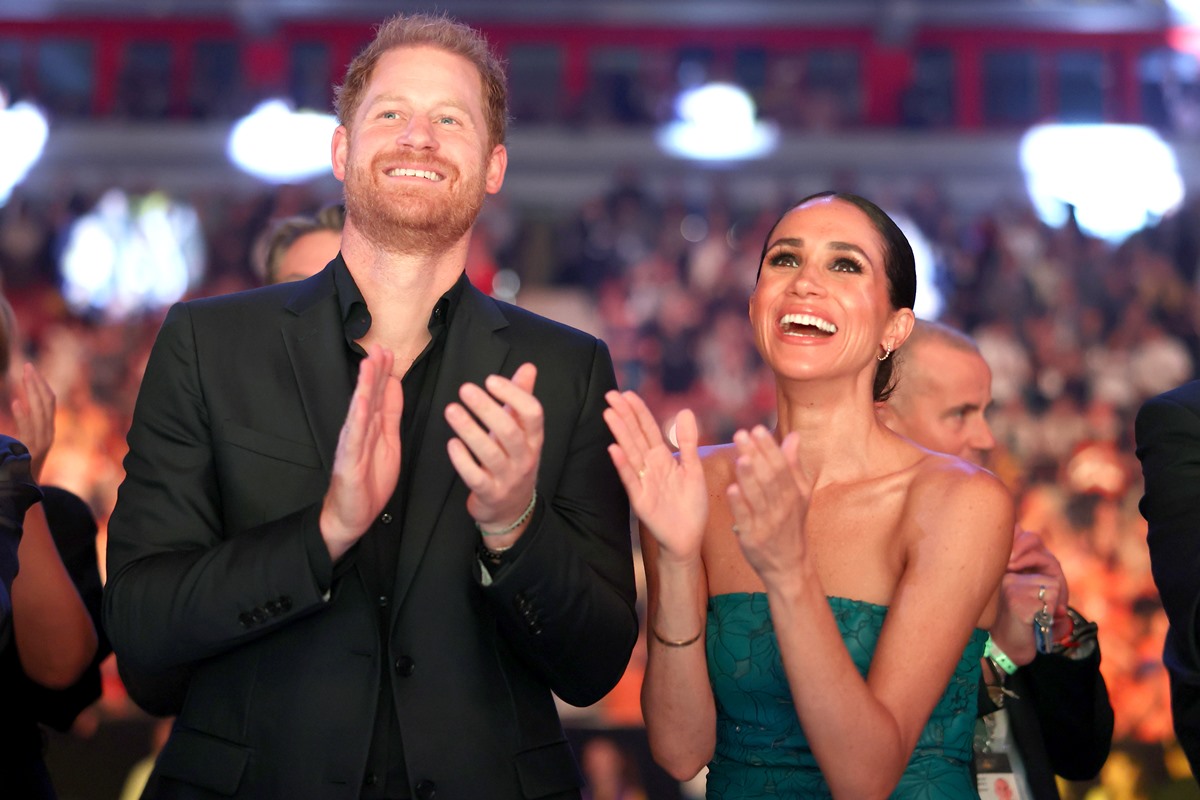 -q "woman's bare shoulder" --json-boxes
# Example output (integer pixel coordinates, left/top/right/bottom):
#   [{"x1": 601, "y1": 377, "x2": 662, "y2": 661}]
[{"x1": 907, "y1": 451, "x2": 1013, "y2": 518}]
